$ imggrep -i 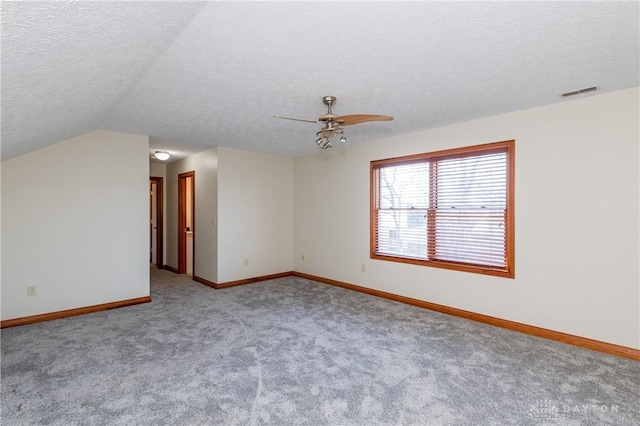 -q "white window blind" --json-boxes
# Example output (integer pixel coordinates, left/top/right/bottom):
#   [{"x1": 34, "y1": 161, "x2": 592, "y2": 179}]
[
  {"x1": 431, "y1": 152, "x2": 507, "y2": 267},
  {"x1": 371, "y1": 141, "x2": 514, "y2": 277}
]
